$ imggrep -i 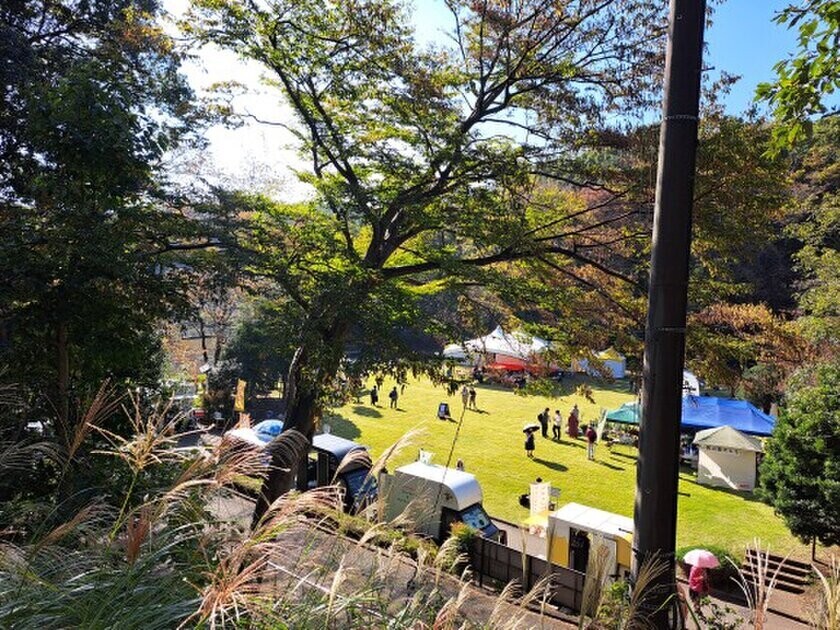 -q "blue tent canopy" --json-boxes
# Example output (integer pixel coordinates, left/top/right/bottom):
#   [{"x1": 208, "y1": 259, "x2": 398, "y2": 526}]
[{"x1": 604, "y1": 397, "x2": 776, "y2": 436}]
